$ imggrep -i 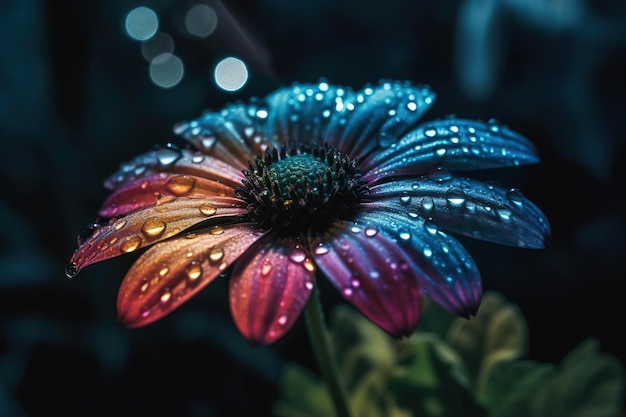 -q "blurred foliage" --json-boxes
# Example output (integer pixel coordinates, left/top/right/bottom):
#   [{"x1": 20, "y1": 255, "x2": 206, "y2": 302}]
[{"x1": 274, "y1": 292, "x2": 625, "y2": 417}]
